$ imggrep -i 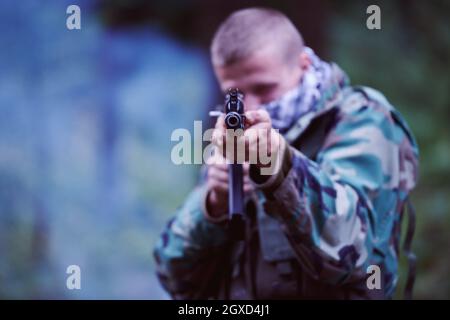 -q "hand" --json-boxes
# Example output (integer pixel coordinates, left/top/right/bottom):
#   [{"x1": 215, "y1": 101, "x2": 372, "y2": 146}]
[
  {"x1": 205, "y1": 152, "x2": 254, "y2": 219},
  {"x1": 212, "y1": 109, "x2": 284, "y2": 172}
]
